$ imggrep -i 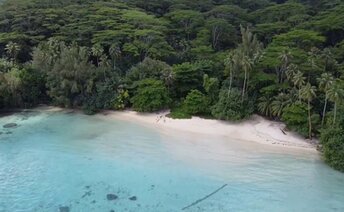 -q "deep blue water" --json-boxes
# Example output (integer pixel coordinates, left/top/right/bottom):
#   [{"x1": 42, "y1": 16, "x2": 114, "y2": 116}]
[{"x1": 0, "y1": 111, "x2": 343, "y2": 212}]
